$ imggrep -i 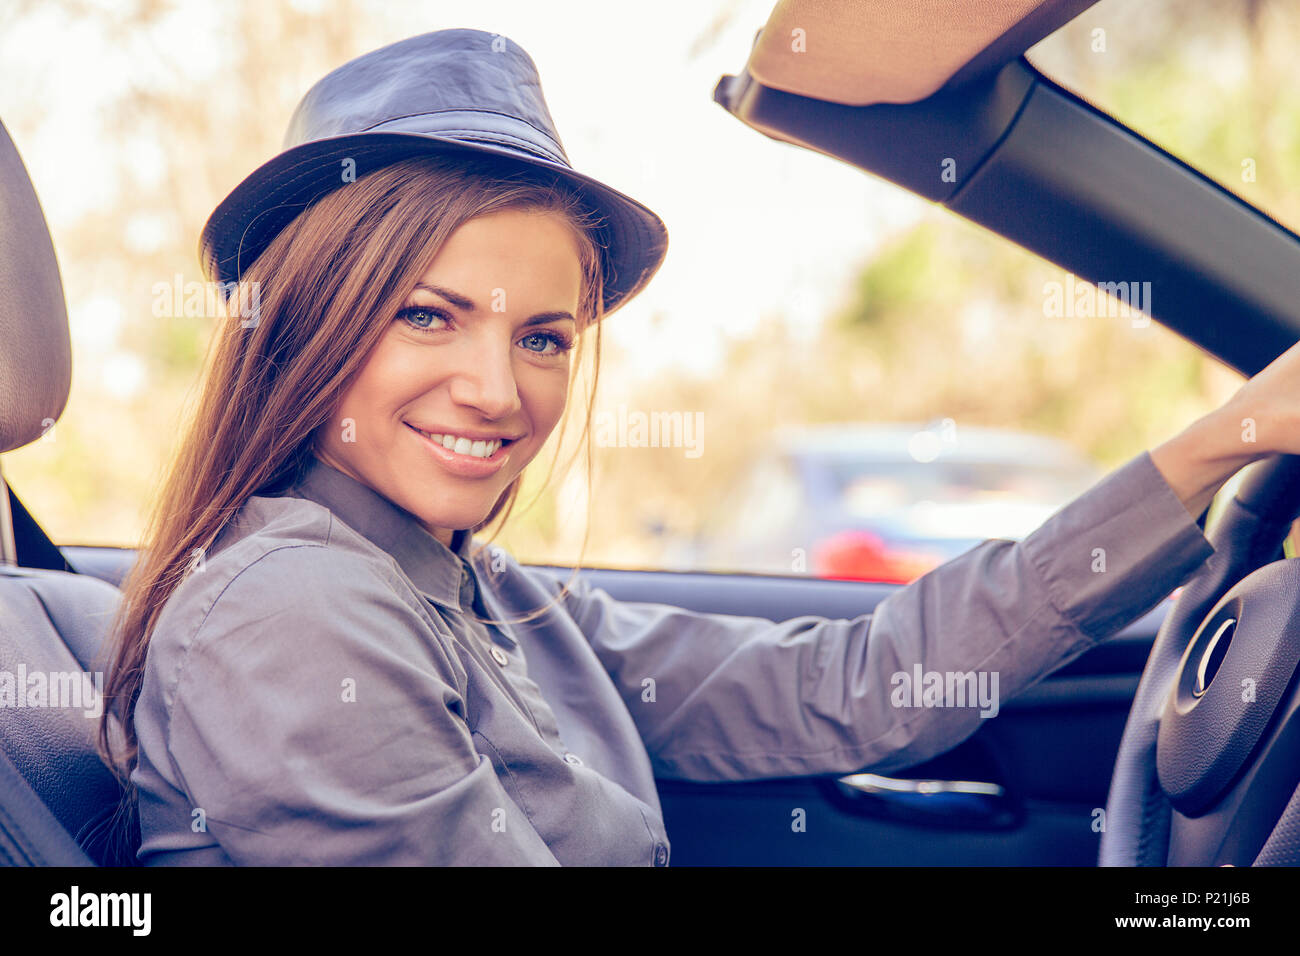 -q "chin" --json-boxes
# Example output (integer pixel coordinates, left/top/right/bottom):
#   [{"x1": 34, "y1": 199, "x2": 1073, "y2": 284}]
[
  {"x1": 405, "y1": 501, "x2": 493, "y2": 533},
  {"x1": 392, "y1": 470, "x2": 513, "y2": 528}
]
